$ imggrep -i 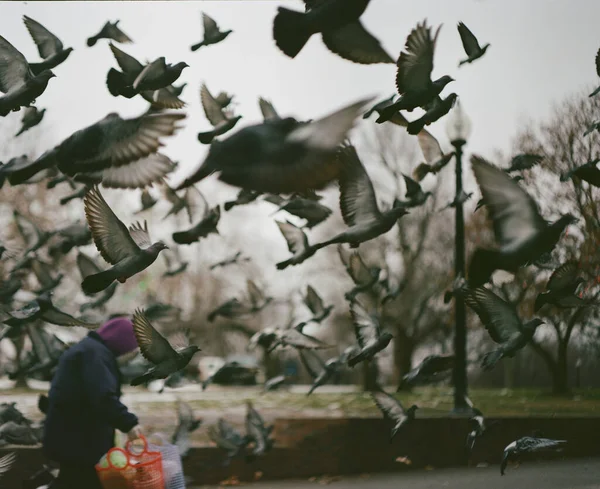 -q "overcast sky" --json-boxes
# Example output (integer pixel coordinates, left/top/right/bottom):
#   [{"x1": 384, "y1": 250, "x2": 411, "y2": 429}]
[{"x1": 1, "y1": 0, "x2": 599, "y2": 309}]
